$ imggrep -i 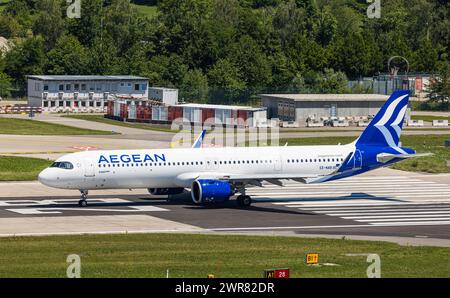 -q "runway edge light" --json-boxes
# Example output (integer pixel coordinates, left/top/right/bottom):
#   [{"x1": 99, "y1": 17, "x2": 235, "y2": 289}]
[
  {"x1": 306, "y1": 253, "x2": 319, "y2": 266},
  {"x1": 263, "y1": 268, "x2": 290, "y2": 278},
  {"x1": 207, "y1": 274, "x2": 215, "y2": 278}
]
